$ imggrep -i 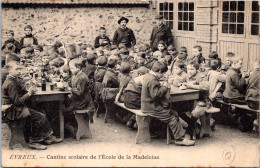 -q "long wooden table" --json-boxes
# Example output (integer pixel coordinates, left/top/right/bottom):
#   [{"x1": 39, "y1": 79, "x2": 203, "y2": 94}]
[
  {"x1": 31, "y1": 84, "x2": 70, "y2": 140},
  {"x1": 170, "y1": 86, "x2": 200, "y2": 103}
]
